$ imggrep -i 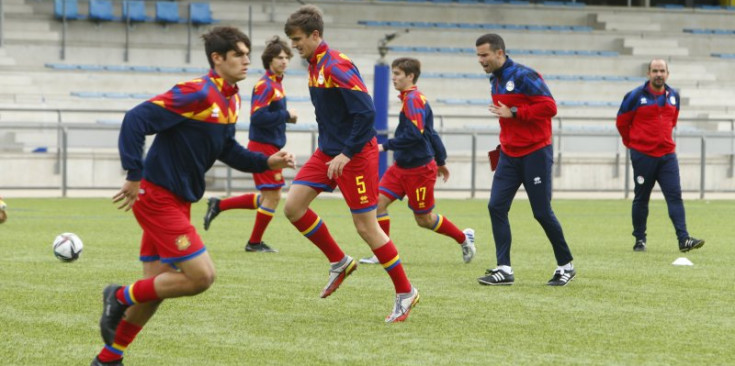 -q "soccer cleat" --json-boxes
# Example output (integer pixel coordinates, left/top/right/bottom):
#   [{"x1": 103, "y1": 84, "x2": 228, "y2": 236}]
[
  {"x1": 320, "y1": 256, "x2": 357, "y2": 298},
  {"x1": 679, "y1": 237, "x2": 705, "y2": 253},
  {"x1": 461, "y1": 228, "x2": 476, "y2": 263},
  {"x1": 203, "y1": 197, "x2": 221, "y2": 231},
  {"x1": 245, "y1": 242, "x2": 278, "y2": 253},
  {"x1": 99, "y1": 284, "x2": 130, "y2": 346},
  {"x1": 547, "y1": 268, "x2": 576, "y2": 286},
  {"x1": 477, "y1": 268, "x2": 514, "y2": 286},
  {"x1": 633, "y1": 239, "x2": 646, "y2": 252},
  {"x1": 358, "y1": 255, "x2": 380, "y2": 264},
  {"x1": 385, "y1": 287, "x2": 420, "y2": 323},
  {"x1": 91, "y1": 357, "x2": 124, "y2": 366}
]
